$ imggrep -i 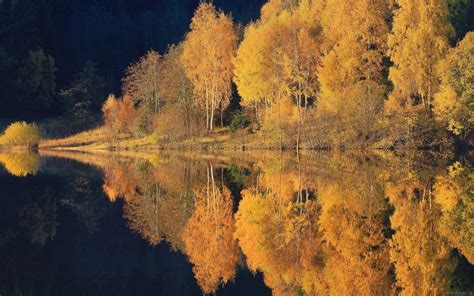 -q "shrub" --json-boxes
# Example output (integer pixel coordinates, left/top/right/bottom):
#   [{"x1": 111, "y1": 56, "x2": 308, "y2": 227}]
[
  {"x1": 228, "y1": 111, "x2": 250, "y2": 133},
  {"x1": 0, "y1": 121, "x2": 41, "y2": 147}
]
